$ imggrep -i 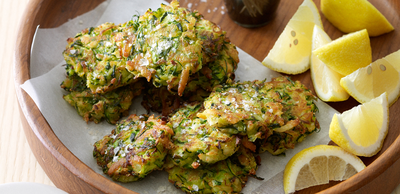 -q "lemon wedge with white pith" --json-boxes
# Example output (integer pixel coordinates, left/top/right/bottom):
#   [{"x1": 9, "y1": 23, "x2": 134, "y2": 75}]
[
  {"x1": 310, "y1": 25, "x2": 349, "y2": 102},
  {"x1": 283, "y1": 145, "x2": 365, "y2": 194},
  {"x1": 329, "y1": 93, "x2": 389, "y2": 157},
  {"x1": 340, "y1": 49, "x2": 400, "y2": 106},
  {"x1": 262, "y1": 0, "x2": 322, "y2": 74},
  {"x1": 312, "y1": 29, "x2": 372, "y2": 76}
]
